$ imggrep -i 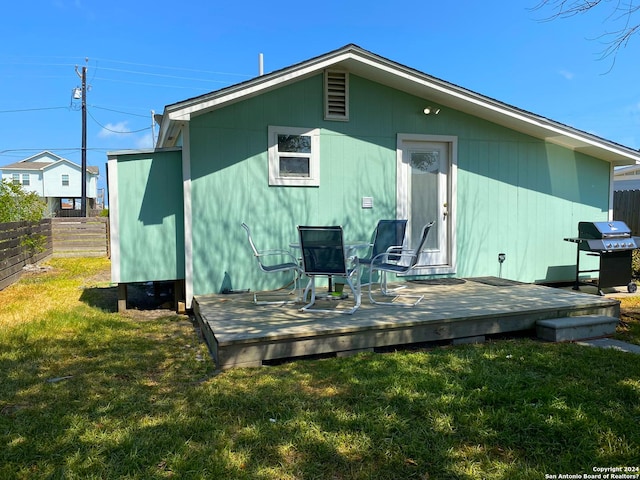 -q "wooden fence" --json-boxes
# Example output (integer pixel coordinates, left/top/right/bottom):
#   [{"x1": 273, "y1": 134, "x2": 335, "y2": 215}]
[
  {"x1": 51, "y1": 217, "x2": 109, "y2": 258},
  {"x1": 0, "y1": 217, "x2": 109, "y2": 290},
  {"x1": 0, "y1": 219, "x2": 53, "y2": 290},
  {"x1": 614, "y1": 189, "x2": 640, "y2": 235}
]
